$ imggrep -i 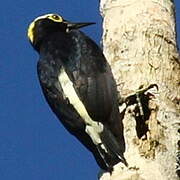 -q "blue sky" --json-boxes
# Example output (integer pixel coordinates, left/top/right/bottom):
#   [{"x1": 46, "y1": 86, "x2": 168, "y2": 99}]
[{"x1": 0, "y1": 1, "x2": 179, "y2": 180}]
